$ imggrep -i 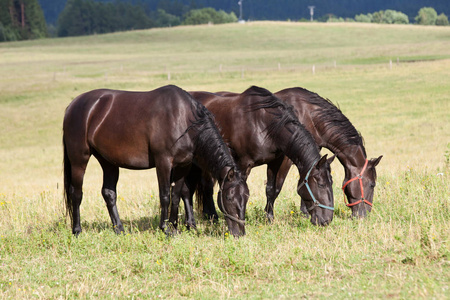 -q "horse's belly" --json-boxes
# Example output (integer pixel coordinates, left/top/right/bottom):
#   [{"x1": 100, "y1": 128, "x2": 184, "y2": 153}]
[
  {"x1": 98, "y1": 148, "x2": 155, "y2": 170},
  {"x1": 91, "y1": 134, "x2": 154, "y2": 169}
]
